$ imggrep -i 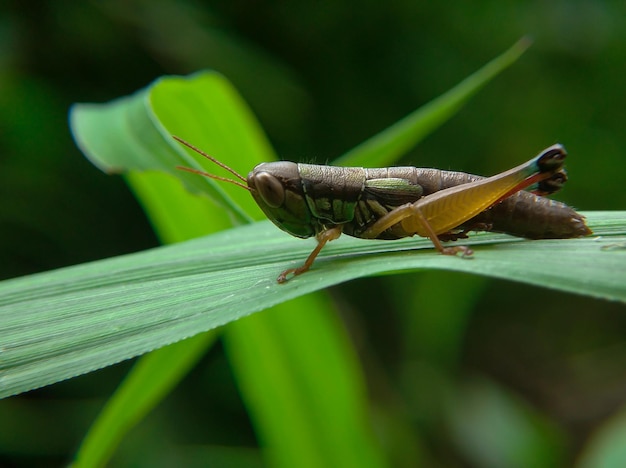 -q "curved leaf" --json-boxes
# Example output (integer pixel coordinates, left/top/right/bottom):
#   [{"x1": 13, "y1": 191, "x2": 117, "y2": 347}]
[{"x1": 68, "y1": 71, "x2": 387, "y2": 467}]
